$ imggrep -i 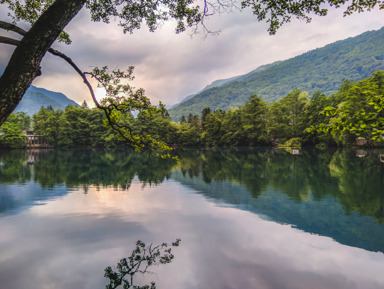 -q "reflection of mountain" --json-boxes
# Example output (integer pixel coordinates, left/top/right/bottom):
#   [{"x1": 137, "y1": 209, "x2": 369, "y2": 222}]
[
  {"x1": 171, "y1": 147, "x2": 384, "y2": 253},
  {"x1": 0, "y1": 182, "x2": 68, "y2": 215},
  {"x1": 171, "y1": 170, "x2": 384, "y2": 253},
  {"x1": 1, "y1": 147, "x2": 384, "y2": 253},
  {"x1": 0, "y1": 148, "x2": 176, "y2": 215}
]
